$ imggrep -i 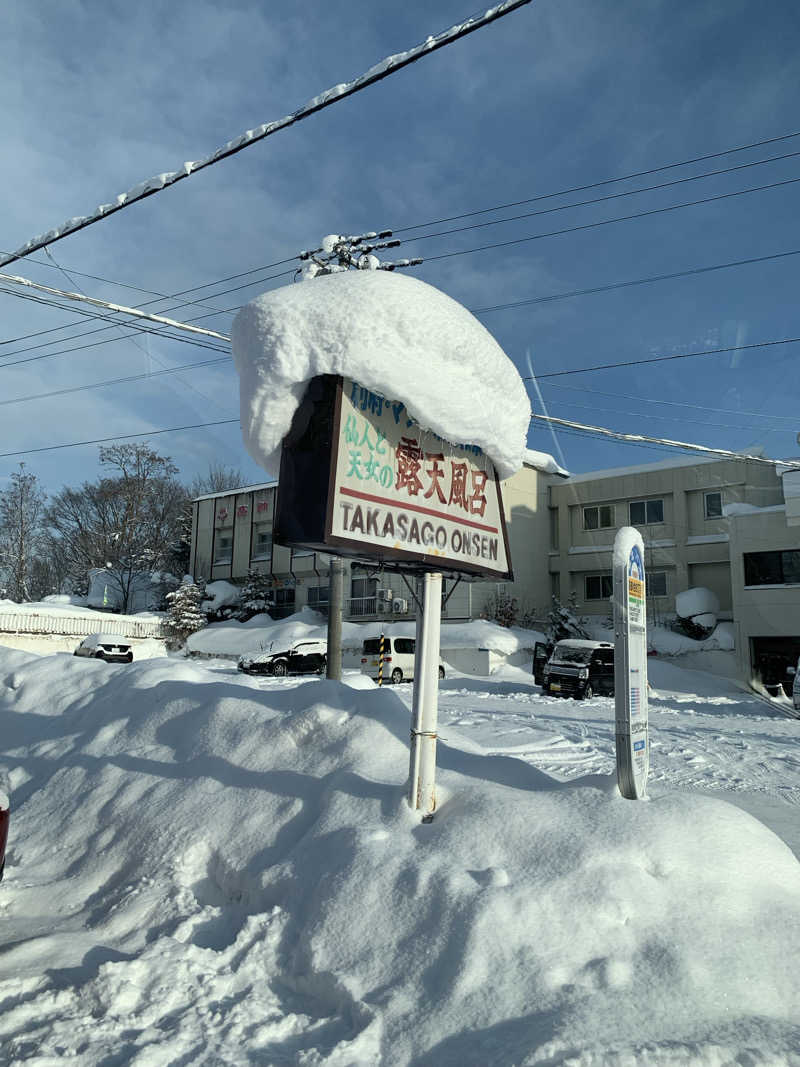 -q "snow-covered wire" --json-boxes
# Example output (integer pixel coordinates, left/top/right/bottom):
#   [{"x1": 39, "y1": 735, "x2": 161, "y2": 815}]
[
  {"x1": 0, "y1": 271, "x2": 231, "y2": 343},
  {"x1": 529, "y1": 412, "x2": 788, "y2": 467},
  {"x1": 0, "y1": 0, "x2": 532, "y2": 271}
]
